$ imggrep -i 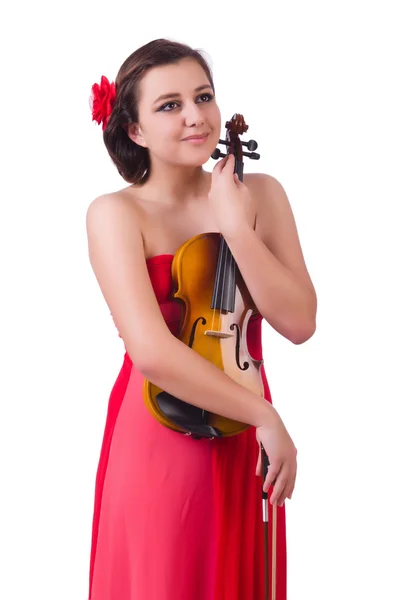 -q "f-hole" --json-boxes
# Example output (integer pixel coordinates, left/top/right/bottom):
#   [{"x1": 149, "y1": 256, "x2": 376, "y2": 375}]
[
  {"x1": 188, "y1": 317, "x2": 206, "y2": 348},
  {"x1": 230, "y1": 323, "x2": 249, "y2": 370}
]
